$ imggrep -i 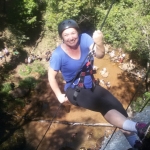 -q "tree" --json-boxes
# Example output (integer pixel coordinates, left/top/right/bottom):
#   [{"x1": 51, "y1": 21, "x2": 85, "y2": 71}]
[{"x1": 95, "y1": 0, "x2": 150, "y2": 61}]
